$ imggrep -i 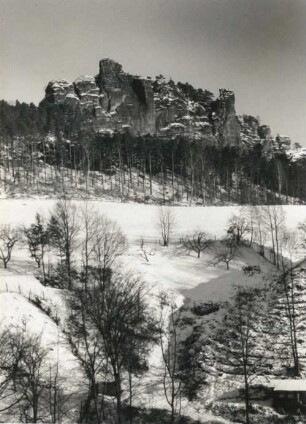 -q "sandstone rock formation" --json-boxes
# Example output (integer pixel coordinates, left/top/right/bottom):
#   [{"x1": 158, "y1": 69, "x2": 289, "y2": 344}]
[
  {"x1": 41, "y1": 59, "x2": 156, "y2": 135},
  {"x1": 210, "y1": 89, "x2": 240, "y2": 146},
  {"x1": 74, "y1": 75, "x2": 100, "y2": 108},
  {"x1": 44, "y1": 79, "x2": 78, "y2": 106},
  {"x1": 41, "y1": 58, "x2": 285, "y2": 148}
]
